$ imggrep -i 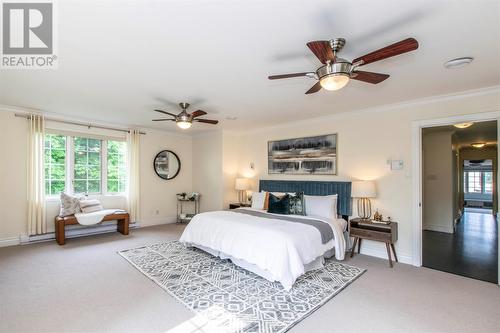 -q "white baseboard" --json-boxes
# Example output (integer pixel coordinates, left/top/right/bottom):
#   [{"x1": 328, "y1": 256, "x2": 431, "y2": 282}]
[
  {"x1": 24, "y1": 222, "x2": 140, "y2": 244},
  {"x1": 423, "y1": 224, "x2": 453, "y2": 234},
  {"x1": 357, "y1": 244, "x2": 412, "y2": 265},
  {"x1": 140, "y1": 216, "x2": 177, "y2": 226},
  {"x1": 0, "y1": 236, "x2": 21, "y2": 248},
  {"x1": 1, "y1": 217, "x2": 178, "y2": 248}
]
